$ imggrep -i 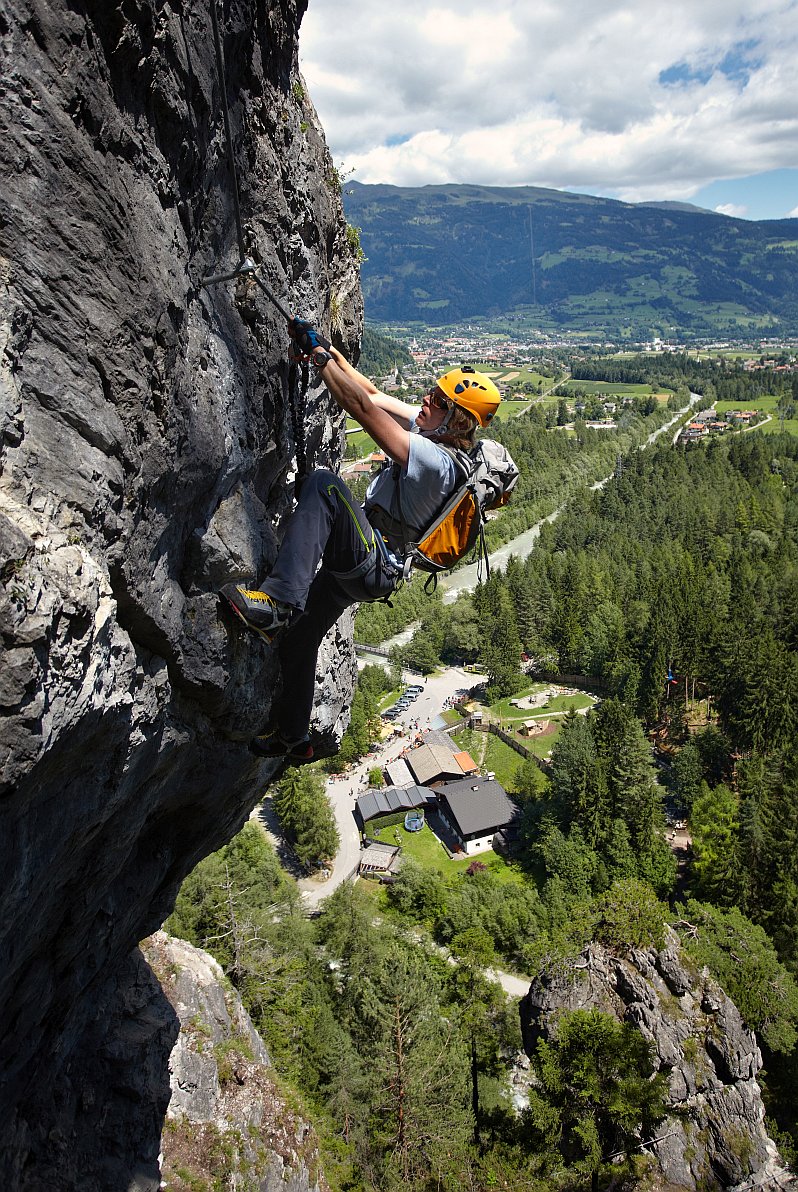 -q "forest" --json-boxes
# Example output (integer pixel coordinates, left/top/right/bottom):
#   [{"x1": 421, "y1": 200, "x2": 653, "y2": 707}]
[
  {"x1": 167, "y1": 420, "x2": 798, "y2": 1189},
  {"x1": 571, "y1": 351, "x2": 798, "y2": 406}
]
